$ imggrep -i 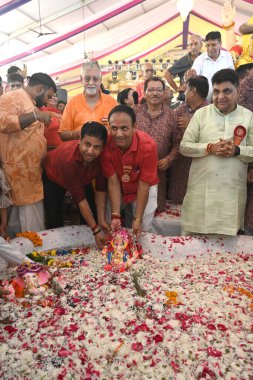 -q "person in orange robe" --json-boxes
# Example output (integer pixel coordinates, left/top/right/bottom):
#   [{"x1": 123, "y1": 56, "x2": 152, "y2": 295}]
[{"x1": 0, "y1": 73, "x2": 56, "y2": 236}]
